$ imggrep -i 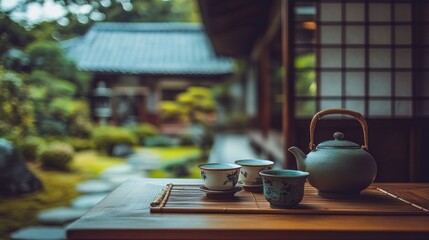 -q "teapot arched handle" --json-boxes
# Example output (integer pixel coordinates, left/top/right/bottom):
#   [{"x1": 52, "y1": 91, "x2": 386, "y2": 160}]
[{"x1": 309, "y1": 108, "x2": 369, "y2": 151}]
